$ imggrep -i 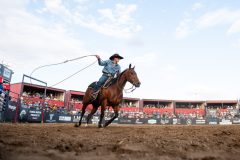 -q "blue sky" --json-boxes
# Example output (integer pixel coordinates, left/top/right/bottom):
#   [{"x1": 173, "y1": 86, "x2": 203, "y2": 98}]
[{"x1": 0, "y1": 0, "x2": 240, "y2": 100}]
